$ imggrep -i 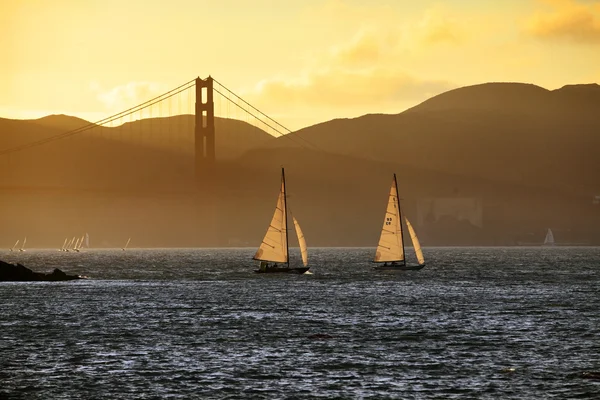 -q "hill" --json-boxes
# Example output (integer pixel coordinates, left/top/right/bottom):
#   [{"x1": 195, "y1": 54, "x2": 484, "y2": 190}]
[
  {"x1": 276, "y1": 82, "x2": 600, "y2": 196},
  {"x1": 0, "y1": 114, "x2": 274, "y2": 189},
  {"x1": 1, "y1": 82, "x2": 599, "y2": 248}
]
